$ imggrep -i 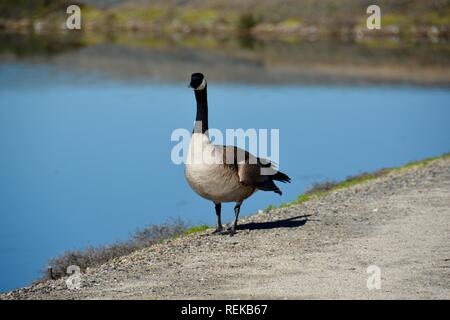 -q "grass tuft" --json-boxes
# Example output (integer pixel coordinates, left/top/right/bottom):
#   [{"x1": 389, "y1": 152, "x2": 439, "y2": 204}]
[
  {"x1": 263, "y1": 152, "x2": 449, "y2": 213},
  {"x1": 184, "y1": 225, "x2": 210, "y2": 235},
  {"x1": 43, "y1": 218, "x2": 190, "y2": 281}
]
